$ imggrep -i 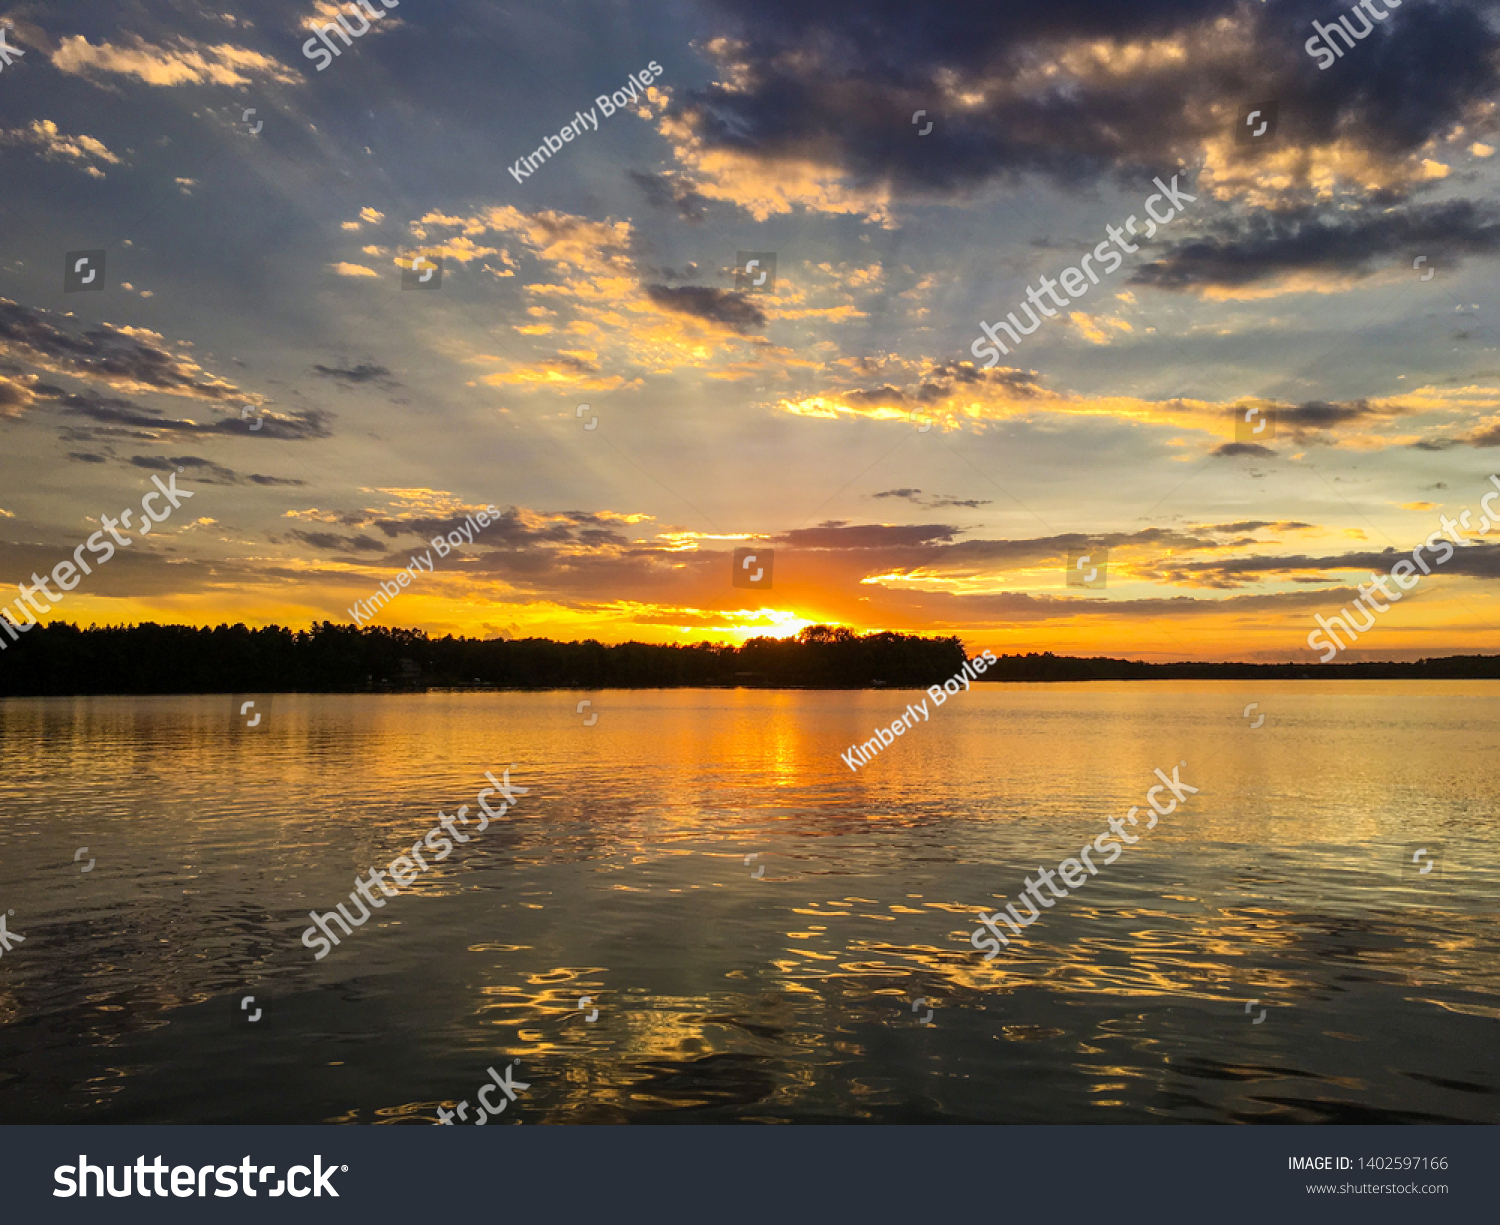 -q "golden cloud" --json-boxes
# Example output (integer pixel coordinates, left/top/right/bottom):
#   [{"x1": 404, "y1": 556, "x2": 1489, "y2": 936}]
[{"x1": 52, "y1": 34, "x2": 299, "y2": 87}]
